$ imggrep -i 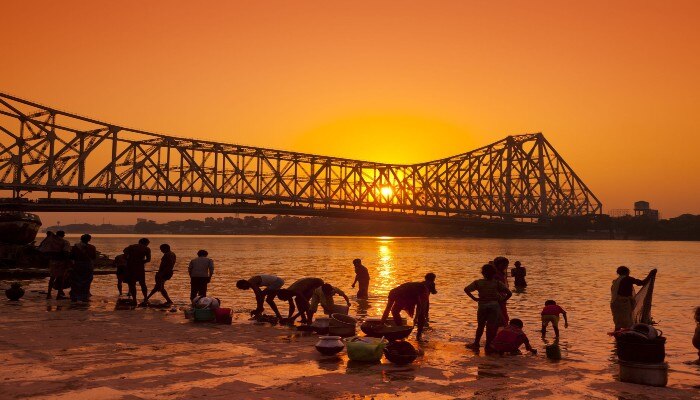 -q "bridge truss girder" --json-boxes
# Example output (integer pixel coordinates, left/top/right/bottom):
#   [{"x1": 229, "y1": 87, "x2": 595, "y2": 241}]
[{"x1": 0, "y1": 92, "x2": 602, "y2": 222}]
